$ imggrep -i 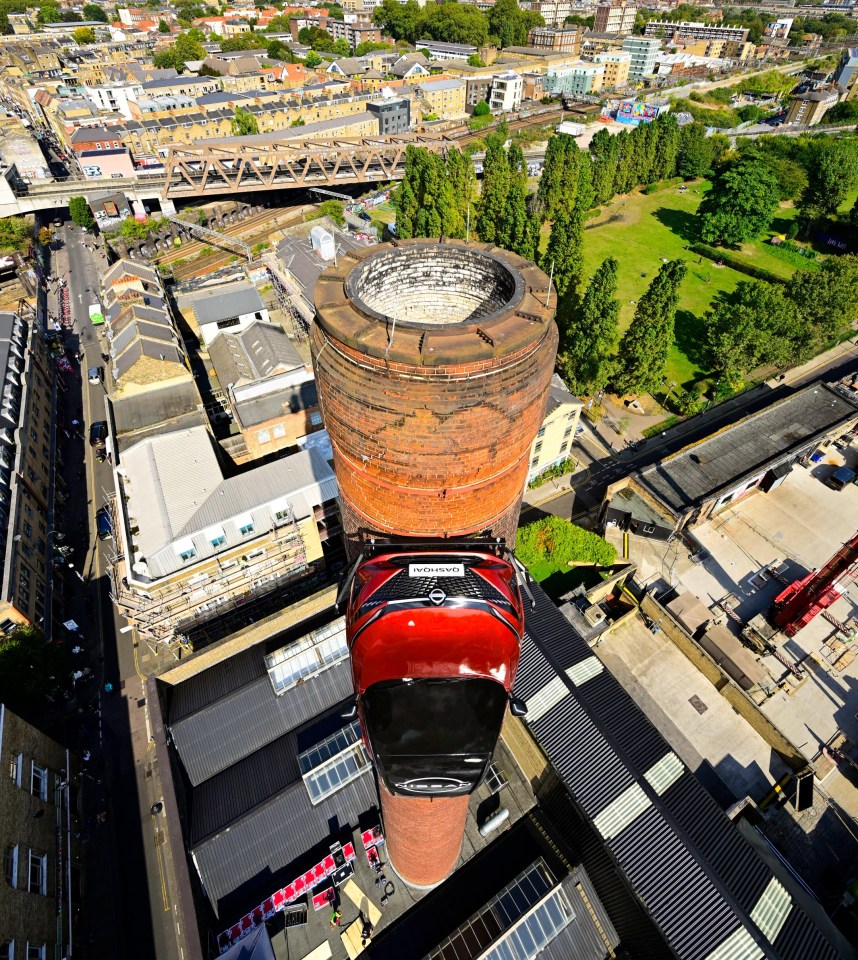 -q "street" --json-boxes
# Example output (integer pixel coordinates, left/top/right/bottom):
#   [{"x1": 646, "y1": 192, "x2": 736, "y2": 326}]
[{"x1": 48, "y1": 224, "x2": 184, "y2": 960}]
